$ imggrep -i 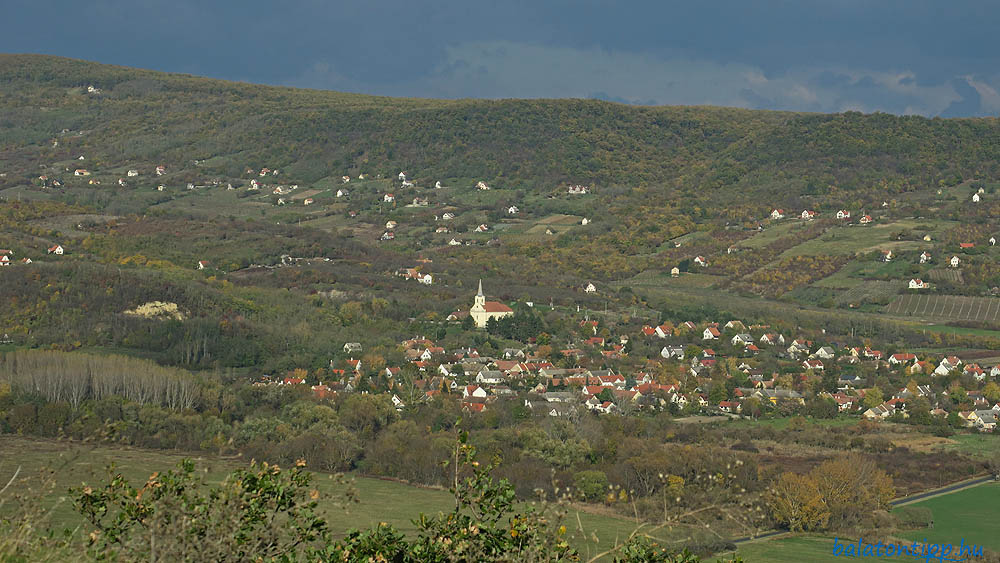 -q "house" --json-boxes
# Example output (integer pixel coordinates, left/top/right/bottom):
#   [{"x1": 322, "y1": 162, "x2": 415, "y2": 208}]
[
  {"x1": 383, "y1": 193, "x2": 395, "y2": 203},
  {"x1": 386, "y1": 220, "x2": 398, "y2": 230},
  {"x1": 889, "y1": 353, "x2": 917, "y2": 365},
  {"x1": 303, "y1": 198, "x2": 314, "y2": 206},
  {"x1": 934, "y1": 356, "x2": 962, "y2": 376},
  {"x1": 475, "y1": 224, "x2": 489, "y2": 233},
  {"x1": 718, "y1": 401, "x2": 742, "y2": 413},
  {"x1": 693, "y1": 256, "x2": 708, "y2": 267},
  {"x1": 859, "y1": 215, "x2": 873, "y2": 224},
  {"x1": 960, "y1": 242, "x2": 975, "y2": 250},
  {"x1": 448, "y1": 238, "x2": 462, "y2": 246},
  {"x1": 836, "y1": 210, "x2": 851, "y2": 219},
  {"x1": 507, "y1": 206, "x2": 519, "y2": 215},
  {"x1": 127, "y1": 169, "x2": 139, "y2": 177},
  {"x1": 973, "y1": 193, "x2": 981, "y2": 203},
  {"x1": 73, "y1": 168, "x2": 90, "y2": 176},
  {"x1": 770, "y1": 209, "x2": 785, "y2": 219},
  {"x1": 476, "y1": 181, "x2": 490, "y2": 190},
  {"x1": 441, "y1": 212, "x2": 455, "y2": 220},
  {"x1": 909, "y1": 279, "x2": 926, "y2": 289},
  {"x1": 880, "y1": 250, "x2": 893, "y2": 262},
  {"x1": 731, "y1": 333, "x2": 754, "y2": 346},
  {"x1": 920, "y1": 252, "x2": 931, "y2": 264},
  {"x1": 654, "y1": 324, "x2": 673, "y2": 338},
  {"x1": 398, "y1": 172, "x2": 407, "y2": 181},
  {"x1": 670, "y1": 267, "x2": 680, "y2": 277},
  {"x1": 380, "y1": 232, "x2": 395, "y2": 241},
  {"x1": 811, "y1": 346, "x2": 836, "y2": 359},
  {"x1": 950, "y1": 256, "x2": 961, "y2": 268},
  {"x1": 463, "y1": 385, "x2": 488, "y2": 399},
  {"x1": 47, "y1": 245, "x2": 63, "y2": 255},
  {"x1": 0, "y1": 255, "x2": 8, "y2": 267},
  {"x1": 567, "y1": 185, "x2": 590, "y2": 194},
  {"x1": 964, "y1": 363, "x2": 986, "y2": 381},
  {"x1": 336, "y1": 189, "x2": 349, "y2": 197},
  {"x1": 259, "y1": 168, "x2": 271, "y2": 177},
  {"x1": 197, "y1": 260, "x2": 211, "y2": 270},
  {"x1": 155, "y1": 165, "x2": 166, "y2": 175},
  {"x1": 725, "y1": 320, "x2": 746, "y2": 331},
  {"x1": 703, "y1": 327, "x2": 721, "y2": 340},
  {"x1": 803, "y1": 359, "x2": 825, "y2": 371},
  {"x1": 343, "y1": 342, "x2": 363, "y2": 354},
  {"x1": 583, "y1": 283, "x2": 597, "y2": 293},
  {"x1": 468, "y1": 280, "x2": 514, "y2": 328},
  {"x1": 759, "y1": 333, "x2": 785, "y2": 346},
  {"x1": 401, "y1": 180, "x2": 414, "y2": 188},
  {"x1": 345, "y1": 358, "x2": 362, "y2": 373},
  {"x1": 434, "y1": 181, "x2": 443, "y2": 189},
  {"x1": 660, "y1": 345, "x2": 685, "y2": 359},
  {"x1": 992, "y1": 237, "x2": 997, "y2": 246},
  {"x1": 581, "y1": 218, "x2": 590, "y2": 225},
  {"x1": 801, "y1": 210, "x2": 816, "y2": 220},
  {"x1": 341, "y1": 175, "x2": 351, "y2": 184}
]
